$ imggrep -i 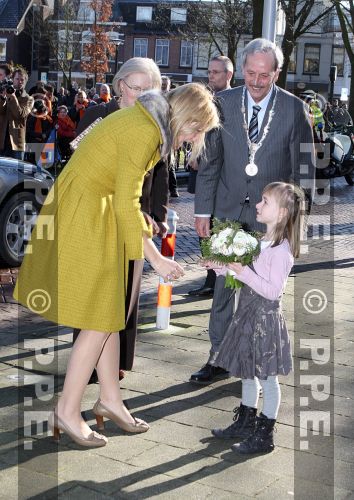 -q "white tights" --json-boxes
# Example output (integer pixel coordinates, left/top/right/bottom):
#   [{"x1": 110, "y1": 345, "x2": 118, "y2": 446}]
[{"x1": 241, "y1": 376, "x2": 281, "y2": 420}]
